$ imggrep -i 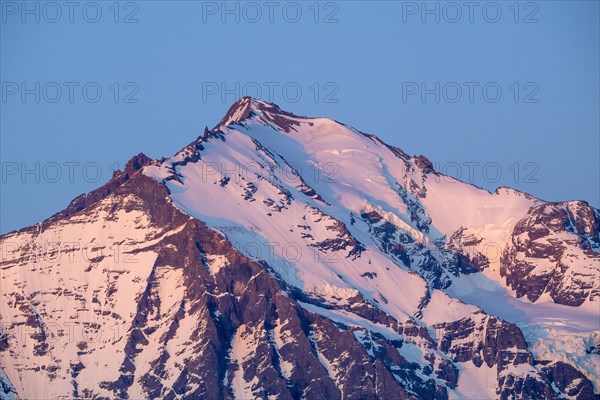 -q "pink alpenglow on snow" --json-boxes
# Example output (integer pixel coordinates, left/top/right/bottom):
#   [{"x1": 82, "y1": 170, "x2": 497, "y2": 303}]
[{"x1": 1, "y1": 98, "x2": 598, "y2": 399}]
